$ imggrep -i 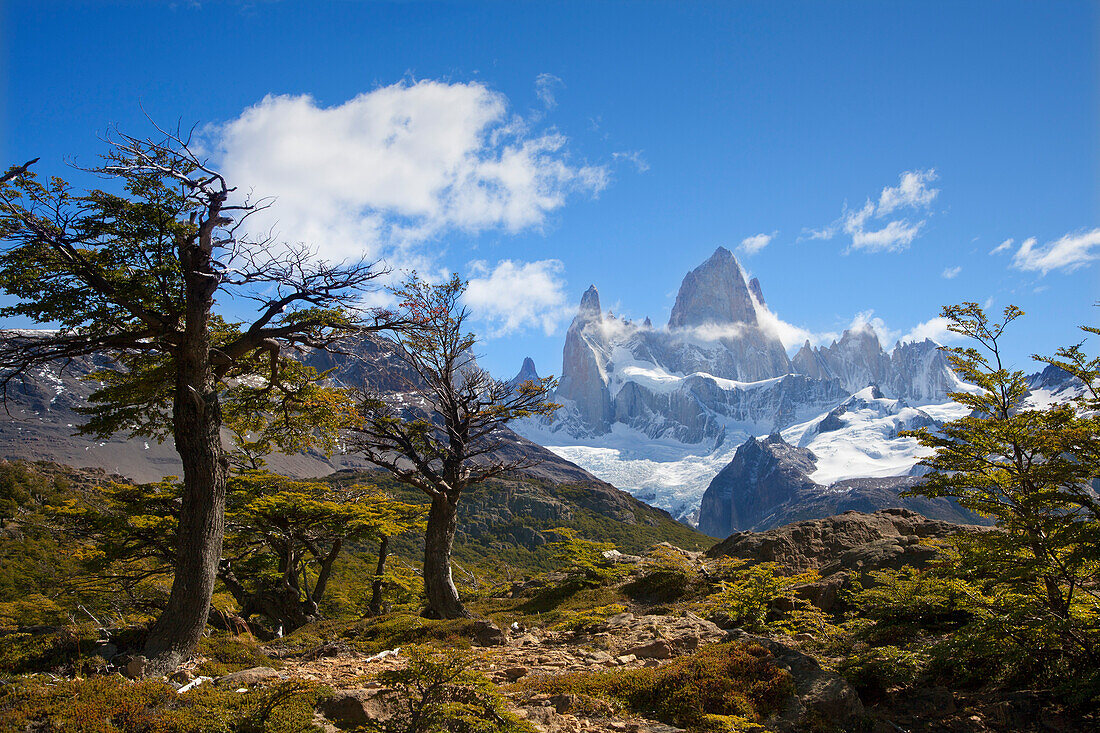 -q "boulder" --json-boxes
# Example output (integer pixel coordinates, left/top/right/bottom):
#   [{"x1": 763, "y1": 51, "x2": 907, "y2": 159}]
[
  {"x1": 215, "y1": 666, "x2": 280, "y2": 687},
  {"x1": 471, "y1": 619, "x2": 507, "y2": 647},
  {"x1": 726, "y1": 630, "x2": 864, "y2": 732},
  {"x1": 318, "y1": 688, "x2": 401, "y2": 730}
]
